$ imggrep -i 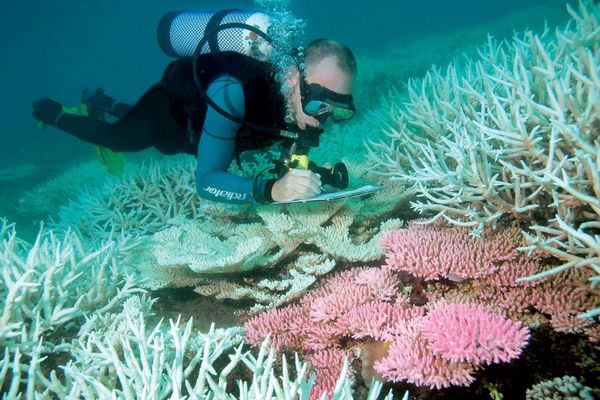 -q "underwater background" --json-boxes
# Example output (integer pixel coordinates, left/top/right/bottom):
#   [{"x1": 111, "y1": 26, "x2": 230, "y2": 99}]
[
  {"x1": 0, "y1": 0, "x2": 570, "y2": 237},
  {"x1": 2, "y1": 0, "x2": 599, "y2": 399}
]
